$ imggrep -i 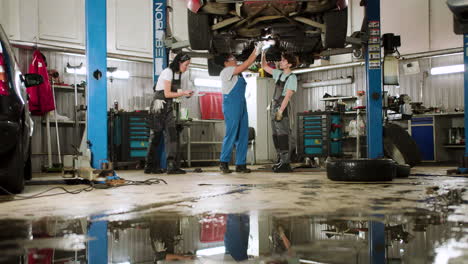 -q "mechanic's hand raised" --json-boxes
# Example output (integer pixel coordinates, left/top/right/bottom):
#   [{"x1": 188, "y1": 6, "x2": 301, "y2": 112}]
[{"x1": 255, "y1": 42, "x2": 264, "y2": 55}]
